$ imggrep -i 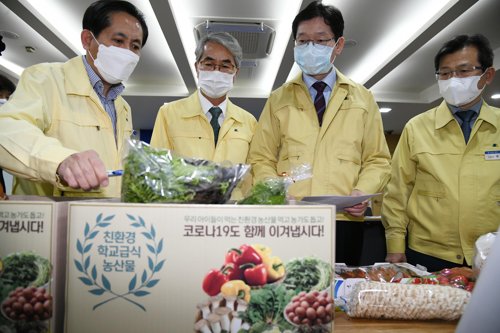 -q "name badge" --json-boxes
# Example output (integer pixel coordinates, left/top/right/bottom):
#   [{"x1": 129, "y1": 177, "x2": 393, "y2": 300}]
[{"x1": 485, "y1": 150, "x2": 500, "y2": 160}]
